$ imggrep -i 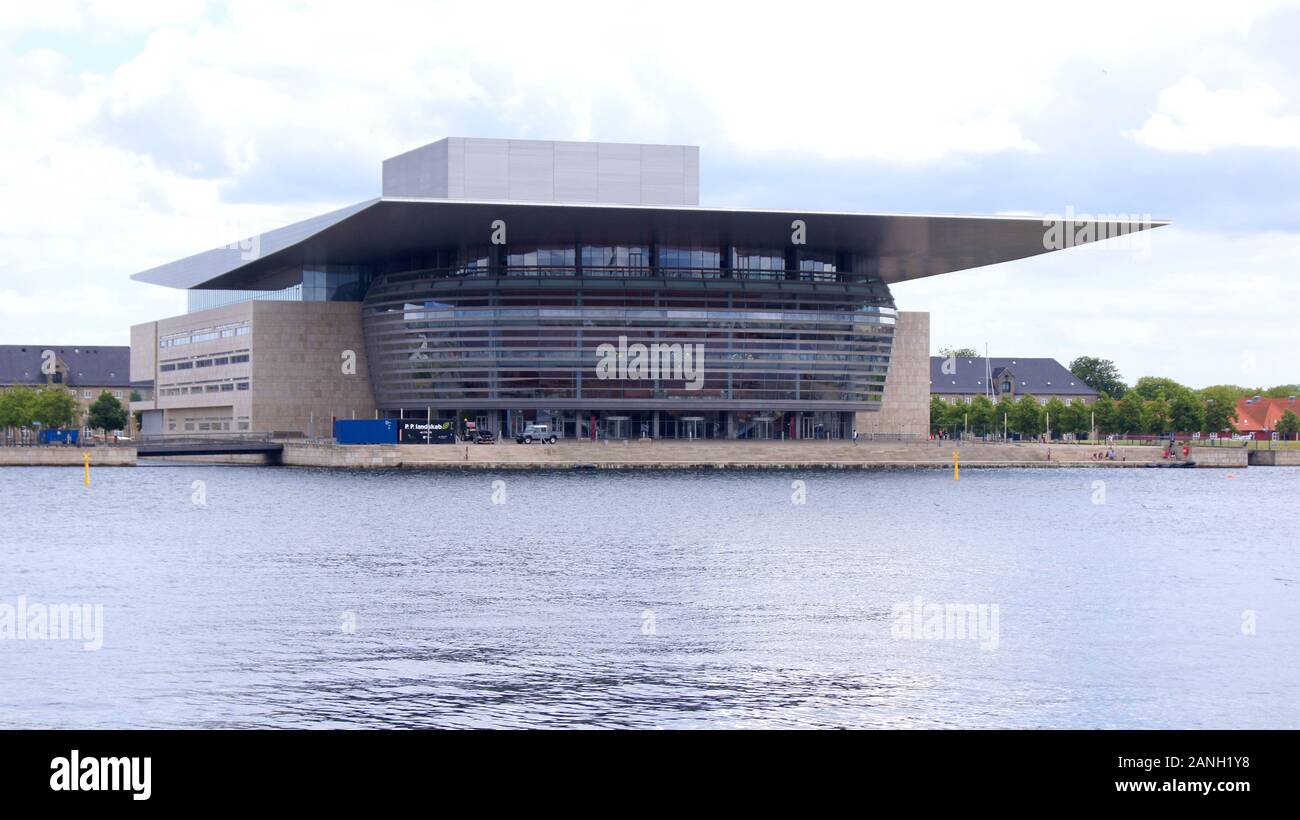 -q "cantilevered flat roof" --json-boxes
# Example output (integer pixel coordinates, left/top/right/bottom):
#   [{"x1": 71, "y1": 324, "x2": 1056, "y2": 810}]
[{"x1": 131, "y1": 198, "x2": 1167, "y2": 290}]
